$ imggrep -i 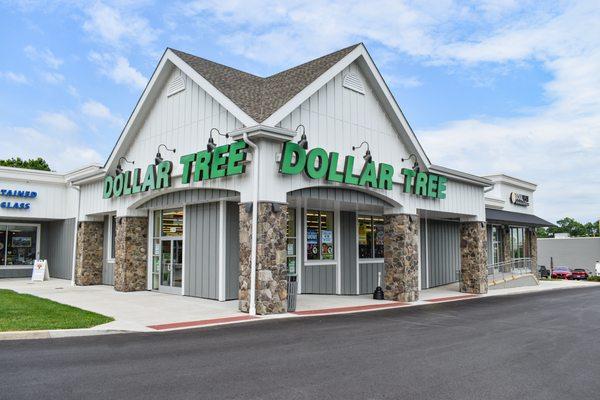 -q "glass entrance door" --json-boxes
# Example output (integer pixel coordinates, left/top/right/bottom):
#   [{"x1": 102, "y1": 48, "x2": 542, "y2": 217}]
[{"x1": 159, "y1": 238, "x2": 183, "y2": 294}]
